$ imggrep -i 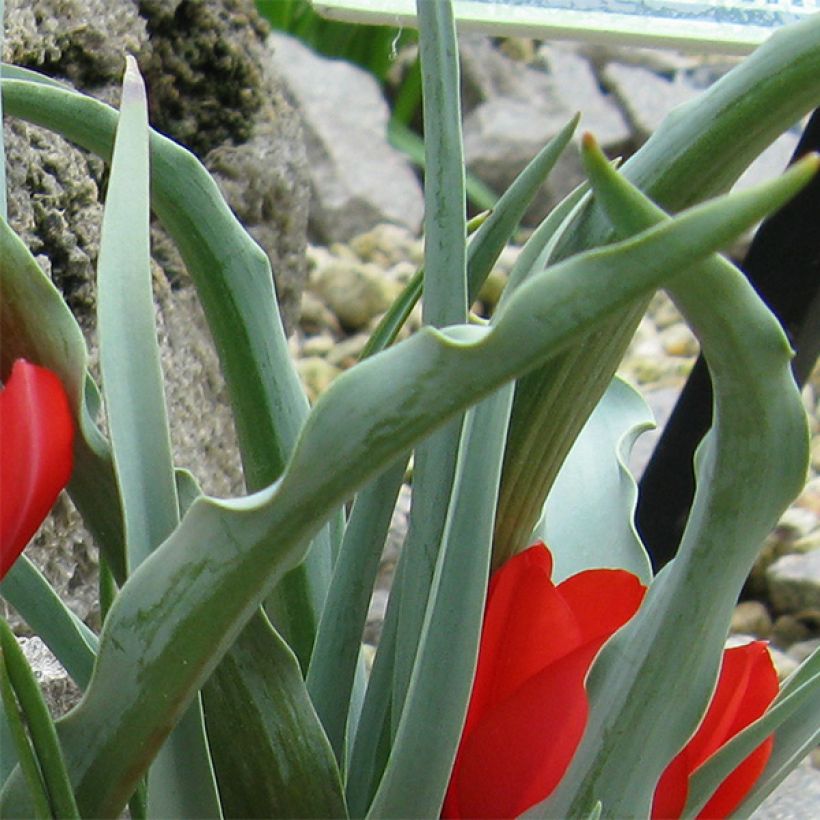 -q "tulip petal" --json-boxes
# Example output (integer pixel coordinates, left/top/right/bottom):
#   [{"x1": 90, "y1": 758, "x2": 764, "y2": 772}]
[
  {"x1": 444, "y1": 544, "x2": 647, "y2": 818},
  {"x1": 0, "y1": 360, "x2": 74, "y2": 578},
  {"x1": 652, "y1": 642, "x2": 779, "y2": 819},
  {"x1": 557, "y1": 567, "x2": 648, "y2": 645},
  {"x1": 446, "y1": 646, "x2": 591, "y2": 819},
  {"x1": 686, "y1": 643, "x2": 778, "y2": 769},
  {"x1": 466, "y1": 544, "x2": 582, "y2": 730}
]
